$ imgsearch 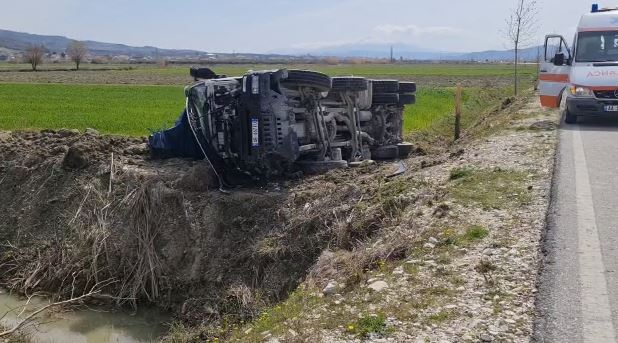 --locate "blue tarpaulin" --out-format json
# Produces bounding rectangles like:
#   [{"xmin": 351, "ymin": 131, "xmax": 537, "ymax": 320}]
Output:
[{"xmin": 148, "ymin": 110, "xmax": 204, "ymax": 159}]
